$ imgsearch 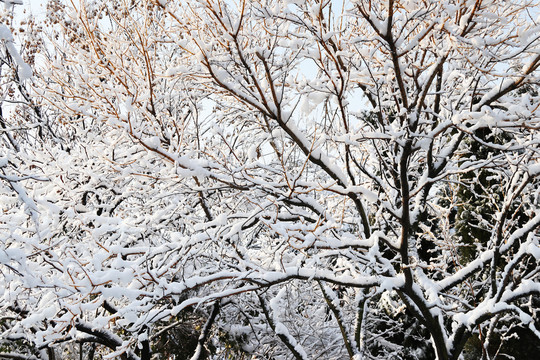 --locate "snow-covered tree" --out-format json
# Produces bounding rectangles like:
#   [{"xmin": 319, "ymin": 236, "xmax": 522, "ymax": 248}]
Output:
[
  {"xmin": 1, "ymin": 3, "xmax": 64, "ymax": 359},
  {"xmin": 2, "ymin": 1, "xmax": 540, "ymax": 359}
]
